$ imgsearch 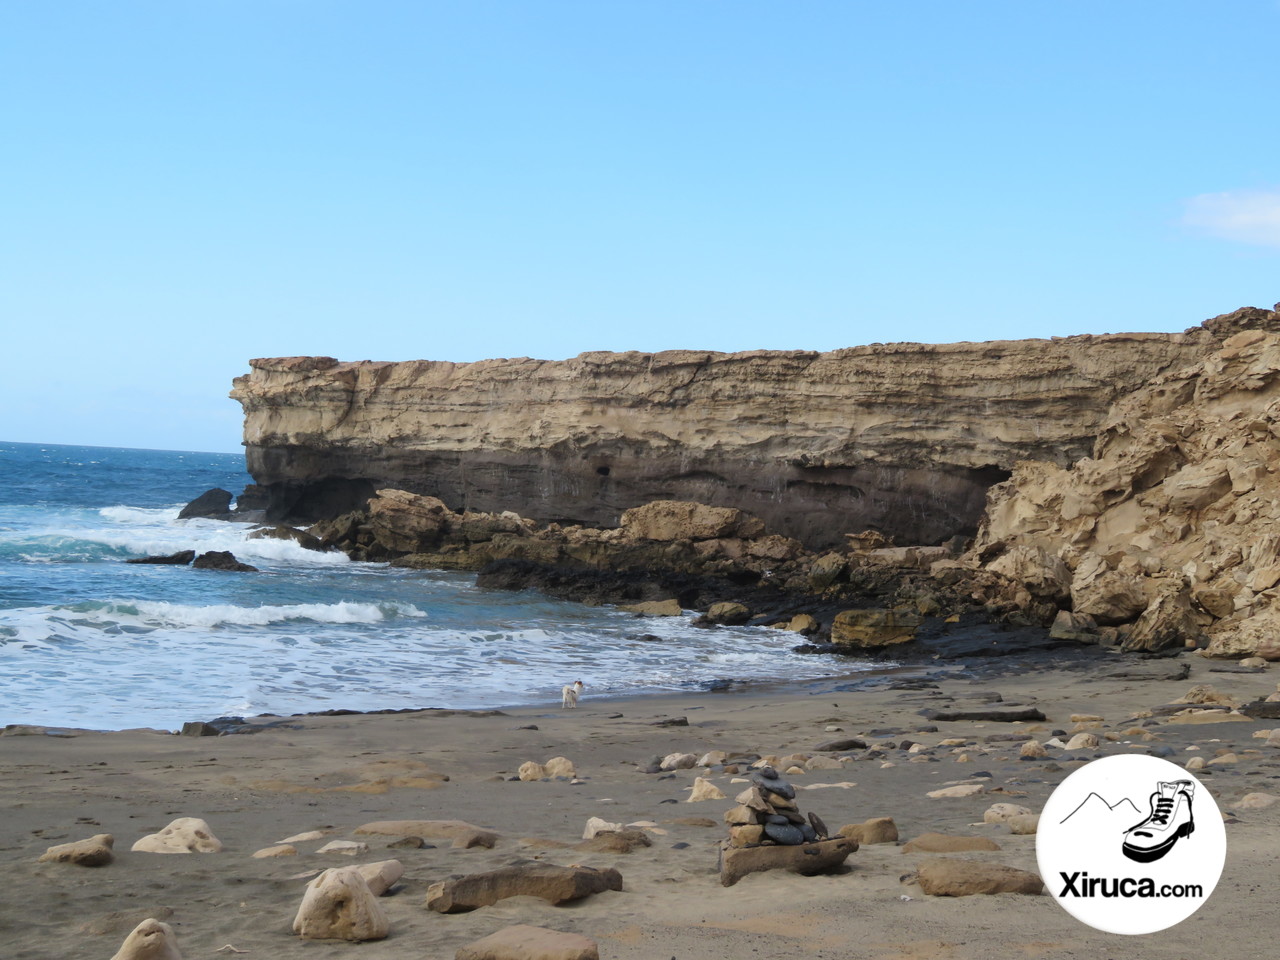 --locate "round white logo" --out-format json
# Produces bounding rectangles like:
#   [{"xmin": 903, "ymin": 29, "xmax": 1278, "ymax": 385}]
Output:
[{"xmin": 1036, "ymin": 754, "xmax": 1226, "ymax": 935}]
